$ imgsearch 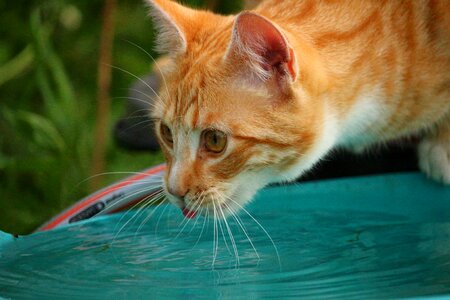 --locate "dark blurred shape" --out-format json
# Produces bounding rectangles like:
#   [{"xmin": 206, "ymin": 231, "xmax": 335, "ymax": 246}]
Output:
[
  {"xmin": 114, "ymin": 73, "xmax": 161, "ymax": 151},
  {"xmin": 300, "ymin": 141, "xmax": 419, "ymax": 182}
]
